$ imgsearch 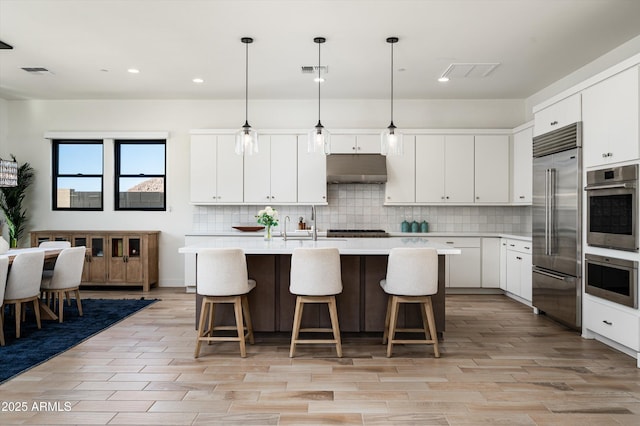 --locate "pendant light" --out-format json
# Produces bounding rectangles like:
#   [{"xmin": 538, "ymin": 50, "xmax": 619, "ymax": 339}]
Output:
[
  {"xmin": 381, "ymin": 36, "xmax": 403, "ymax": 156},
  {"xmin": 308, "ymin": 37, "xmax": 330, "ymax": 154},
  {"xmin": 235, "ymin": 37, "xmax": 258, "ymax": 156}
]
